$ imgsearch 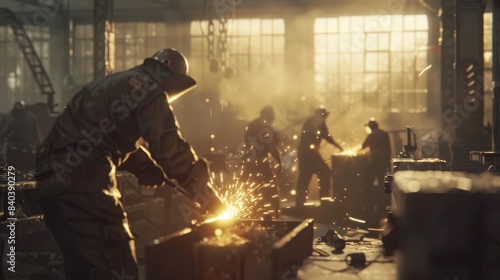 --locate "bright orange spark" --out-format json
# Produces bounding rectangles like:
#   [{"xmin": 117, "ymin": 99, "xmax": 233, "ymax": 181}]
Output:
[{"xmin": 210, "ymin": 169, "xmax": 269, "ymax": 220}]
